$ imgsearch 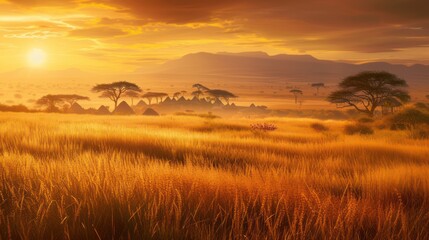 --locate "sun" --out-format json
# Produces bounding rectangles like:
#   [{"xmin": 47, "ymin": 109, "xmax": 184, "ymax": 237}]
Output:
[{"xmin": 27, "ymin": 48, "xmax": 47, "ymax": 67}]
